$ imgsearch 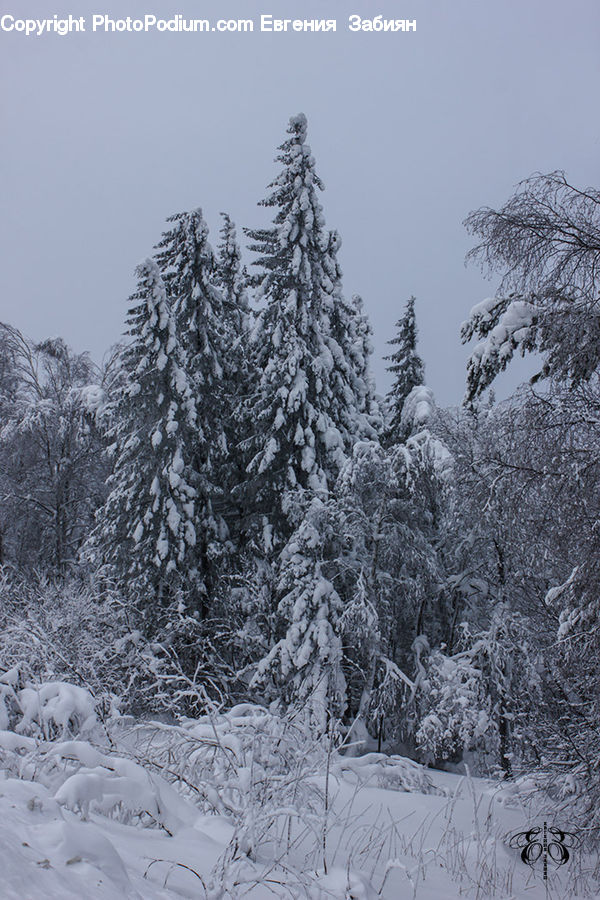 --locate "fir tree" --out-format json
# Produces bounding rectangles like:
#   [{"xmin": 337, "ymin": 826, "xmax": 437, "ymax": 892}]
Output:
[
  {"xmin": 214, "ymin": 213, "xmax": 254, "ymax": 545},
  {"xmin": 346, "ymin": 292, "xmax": 382, "ymax": 439},
  {"xmin": 324, "ymin": 229, "xmax": 381, "ymax": 442},
  {"xmin": 385, "ymin": 295, "xmax": 425, "ymax": 444},
  {"xmin": 154, "ymin": 207, "xmax": 225, "ymax": 395},
  {"xmin": 154, "ymin": 208, "xmax": 229, "ymax": 615},
  {"xmin": 215, "ymin": 212, "xmax": 249, "ymax": 327},
  {"xmin": 91, "ymin": 259, "xmax": 197, "ymax": 606},
  {"xmin": 251, "ymin": 498, "xmax": 346, "ymax": 734},
  {"xmin": 214, "ymin": 211, "xmax": 251, "ymax": 427},
  {"xmin": 244, "ymin": 113, "xmax": 359, "ymax": 548}
]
